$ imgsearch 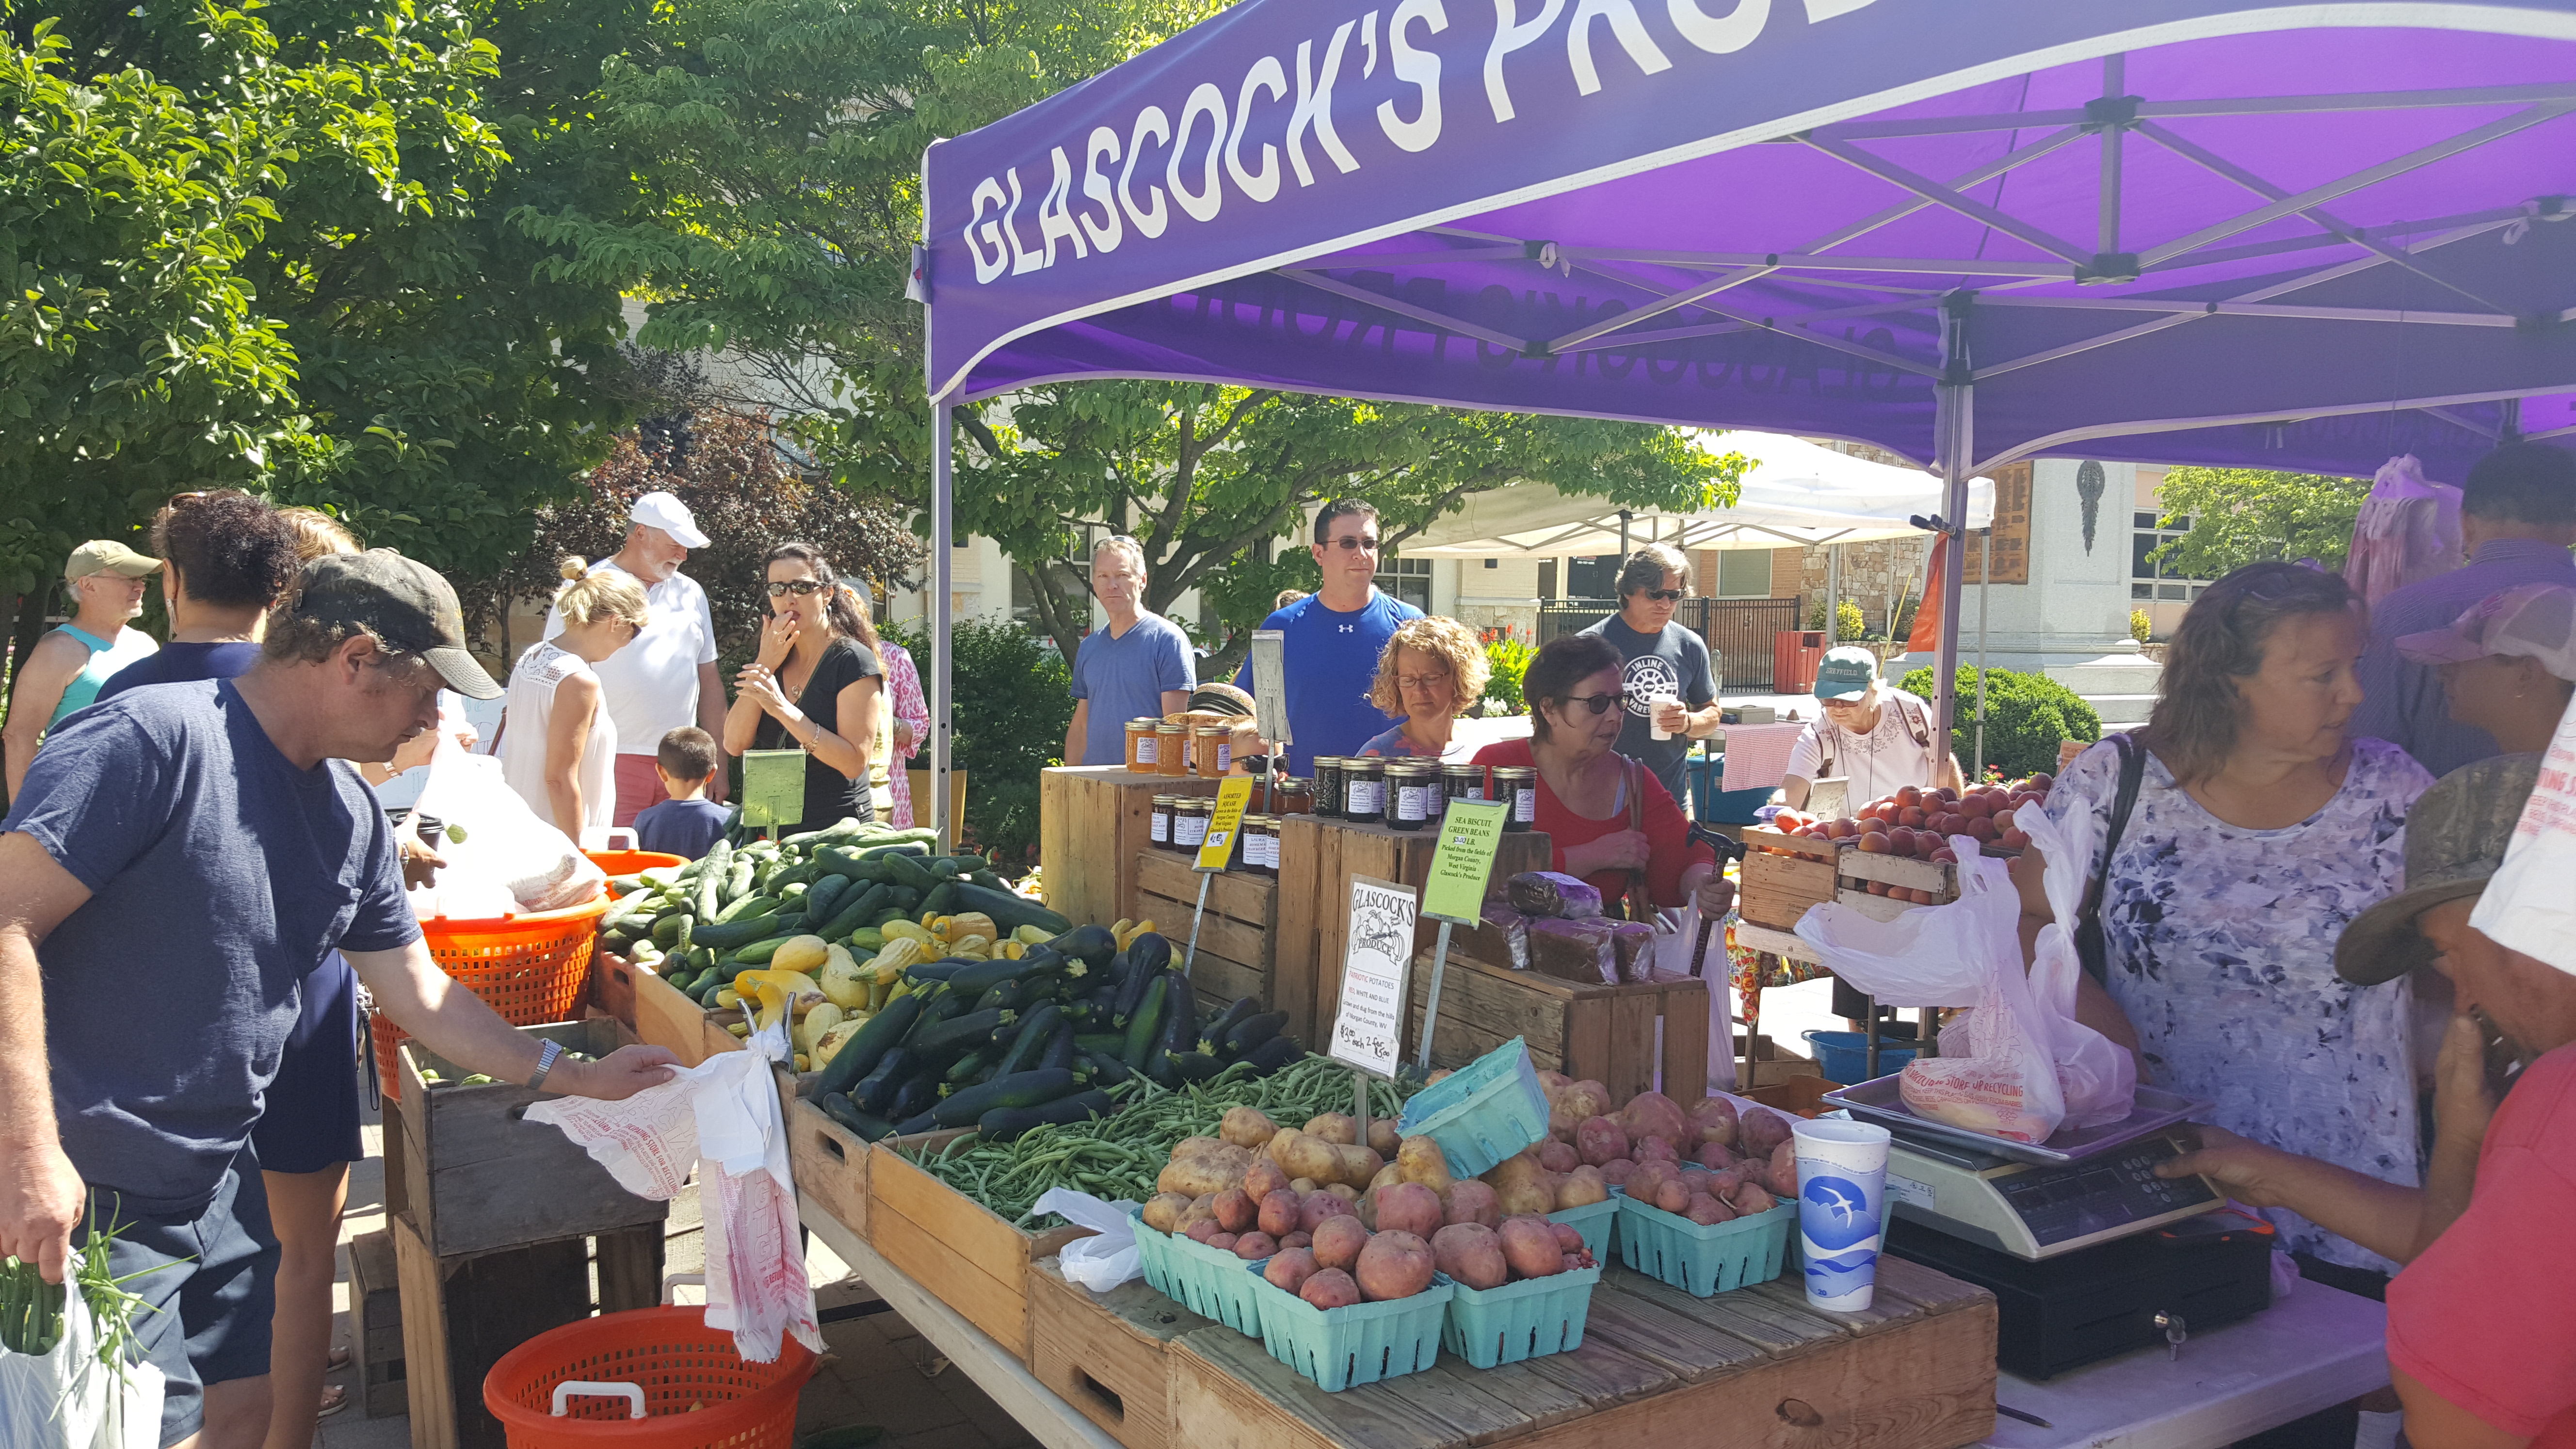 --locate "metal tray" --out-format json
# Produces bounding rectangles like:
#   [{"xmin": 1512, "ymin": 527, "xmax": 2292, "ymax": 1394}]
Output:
[{"xmin": 1819, "ymin": 1076, "xmax": 2213, "ymax": 1166}]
